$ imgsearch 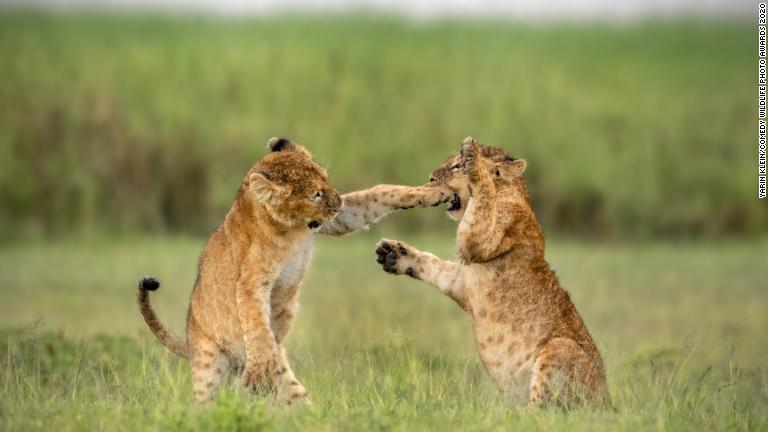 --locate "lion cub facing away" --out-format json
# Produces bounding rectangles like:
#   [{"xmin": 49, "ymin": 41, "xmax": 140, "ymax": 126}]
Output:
[
  {"xmin": 375, "ymin": 138, "xmax": 610, "ymax": 409},
  {"xmin": 138, "ymin": 137, "xmax": 451, "ymax": 405}
]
